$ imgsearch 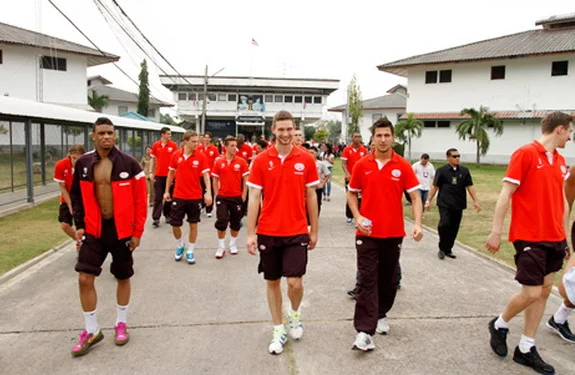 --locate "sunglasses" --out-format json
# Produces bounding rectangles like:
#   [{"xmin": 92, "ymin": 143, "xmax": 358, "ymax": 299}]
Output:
[{"xmin": 450, "ymin": 154, "xmax": 461, "ymax": 158}]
